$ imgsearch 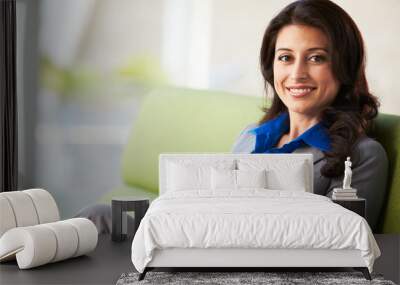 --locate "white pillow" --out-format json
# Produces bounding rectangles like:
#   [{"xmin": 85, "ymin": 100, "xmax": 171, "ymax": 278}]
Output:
[
  {"xmin": 211, "ymin": 168, "xmax": 267, "ymax": 190},
  {"xmin": 267, "ymin": 166, "xmax": 307, "ymax": 191},
  {"xmin": 166, "ymin": 160, "xmax": 236, "ymax": 192},
  {"xmin": 238, "ymin": 158, "xmax": 308, "ymax": 191},
  {"xmin": 167, "ymin": 163, "xmax": 210, "ymax": 191},
  {"xmin": 211, "ymin": 168, "xmax": 236, "ymax": 190},
  {"xmin": 236, "ymin": 169, "xmax": 267, "ymax": 188}
]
